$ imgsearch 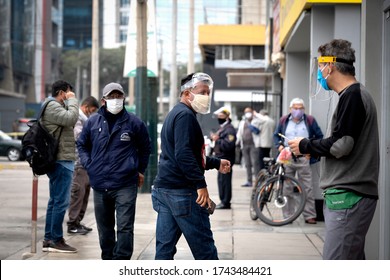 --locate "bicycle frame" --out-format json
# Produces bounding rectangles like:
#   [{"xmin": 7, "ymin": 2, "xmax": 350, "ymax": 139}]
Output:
[{"xmin": 252, "ymin": 157, "xmax": 307, "ymax": 226}]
